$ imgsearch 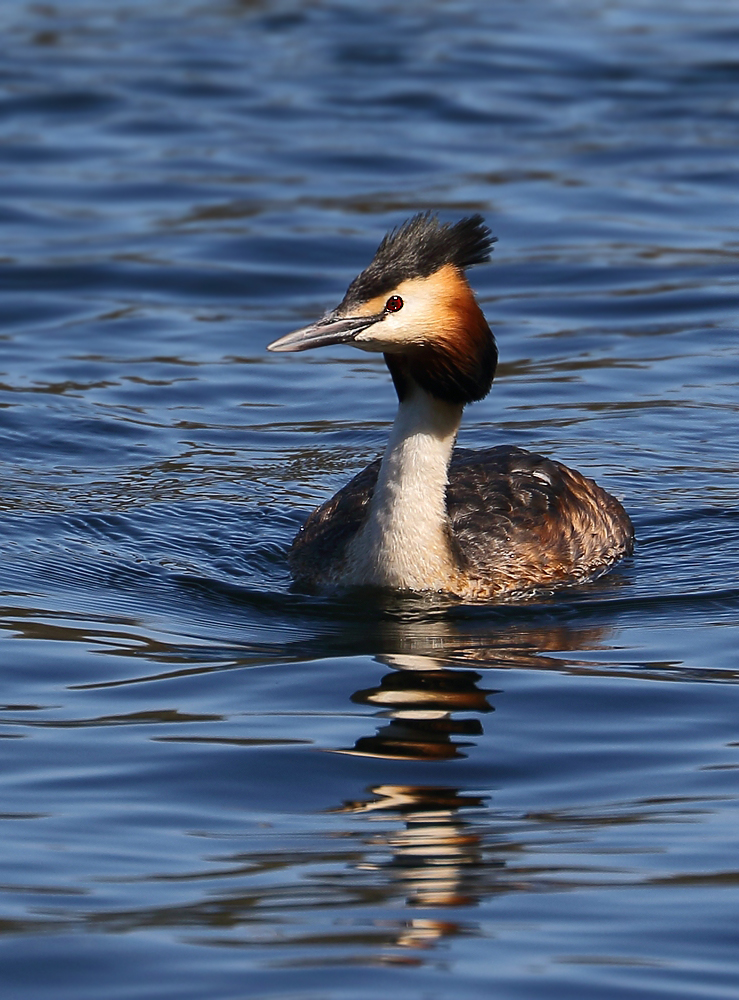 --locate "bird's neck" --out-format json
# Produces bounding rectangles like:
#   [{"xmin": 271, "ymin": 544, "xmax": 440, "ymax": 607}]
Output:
[{"xmin": 345, "ymin": 383, "xmax": 463, "ymax": 591}]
